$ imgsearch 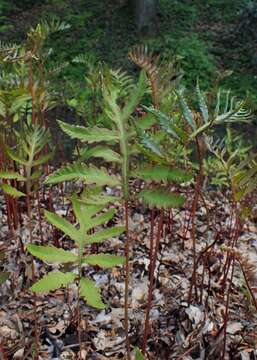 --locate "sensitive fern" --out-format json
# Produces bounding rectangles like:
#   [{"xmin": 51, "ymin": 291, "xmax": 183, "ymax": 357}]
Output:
[{"xmin": 28, "ymin": 195, "xmax": 125, "ymax": 309}]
